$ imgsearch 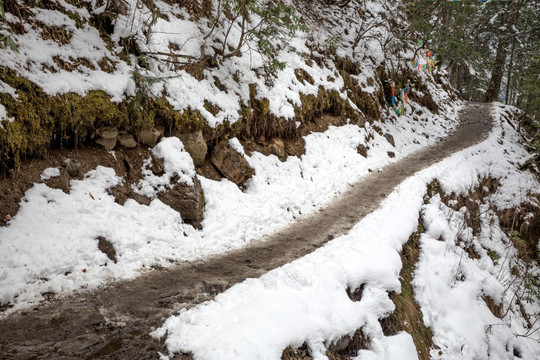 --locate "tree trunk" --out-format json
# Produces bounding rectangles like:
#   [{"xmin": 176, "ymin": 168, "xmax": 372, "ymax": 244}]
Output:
[
  {"xmin": 504, "ymin": 37, "xmax": 516, "ymax": 104},
  {"xmin": 484, "ymin": 0, "xmax": 523, "ymax": 103}
]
